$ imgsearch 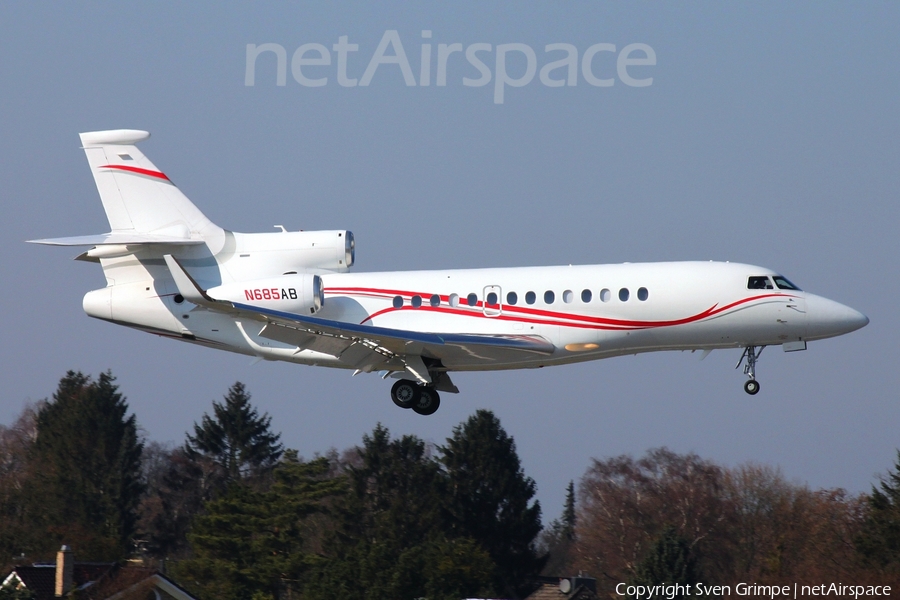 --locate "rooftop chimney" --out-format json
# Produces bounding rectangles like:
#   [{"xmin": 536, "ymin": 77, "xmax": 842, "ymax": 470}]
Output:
[{"xmin": 55, "ymin": 545, "xmax": 73, "ymax": 597}]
